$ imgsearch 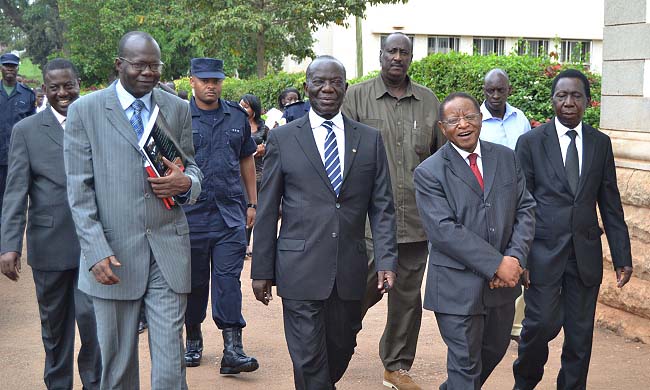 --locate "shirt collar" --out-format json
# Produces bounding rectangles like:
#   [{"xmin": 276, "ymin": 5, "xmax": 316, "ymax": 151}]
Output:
[
  {"xmin": 374, "ymin": 75, "xmax": 419, "ymax": 101},
  {"xmin": 450, "ymin": 140, "xmax": 482, "ymax": 161},
  {"xmin": 116, "ymin": 80, "xmax": 152, "ymax": 112},
  {"xmin": 309, "ymin": 109, "xmax": 344, "ymax": 131},
  {"xmin": 480, "ymin": 101, "xmax": 515, "ymax": 120},
  {"xmin": 554, "ymin": 117, "xmax": 583, "ymax": 139},
  {"xmin": 49, "ymin": 105, "xmax": 67, "ymax": 126}
]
